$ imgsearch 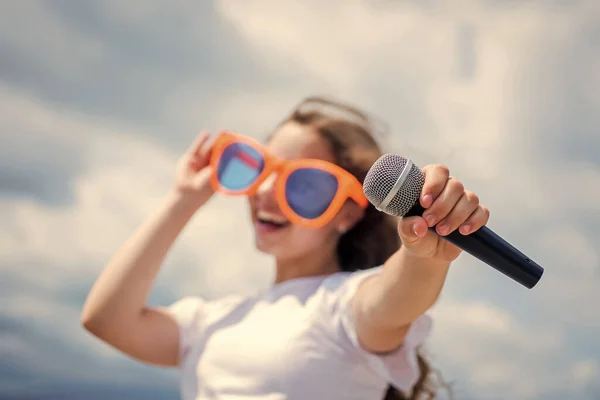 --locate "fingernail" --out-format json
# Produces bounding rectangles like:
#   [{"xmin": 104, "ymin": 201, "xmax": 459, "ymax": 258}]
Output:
[
  {"xmin": 437, "ymin": 223, "xmax": 448, "ymax": 235},
  {"xmin": 412, "ymin": 223, "xmax": 419, "ymax": 236},
  {"xmin": 425, "ymin": 214, "xmax": 436, "ymax": 226},
  {"xmin": 460, "ymin": 224, "xmax": 471, "ymax": 234},
  {"xmin": 423, "ymin": 194, "xmax": 433, "ymax": 207}
]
